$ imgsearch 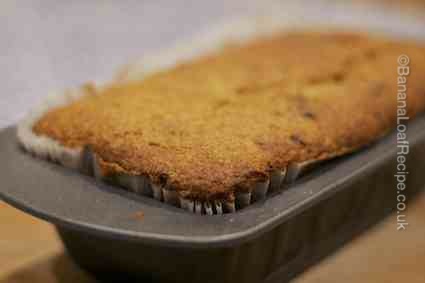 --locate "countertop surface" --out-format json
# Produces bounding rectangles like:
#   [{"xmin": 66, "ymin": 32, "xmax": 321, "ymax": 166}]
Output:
[{"xmin": 1, "ymin": 192, "xmax": 425, "ymax": 283}]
